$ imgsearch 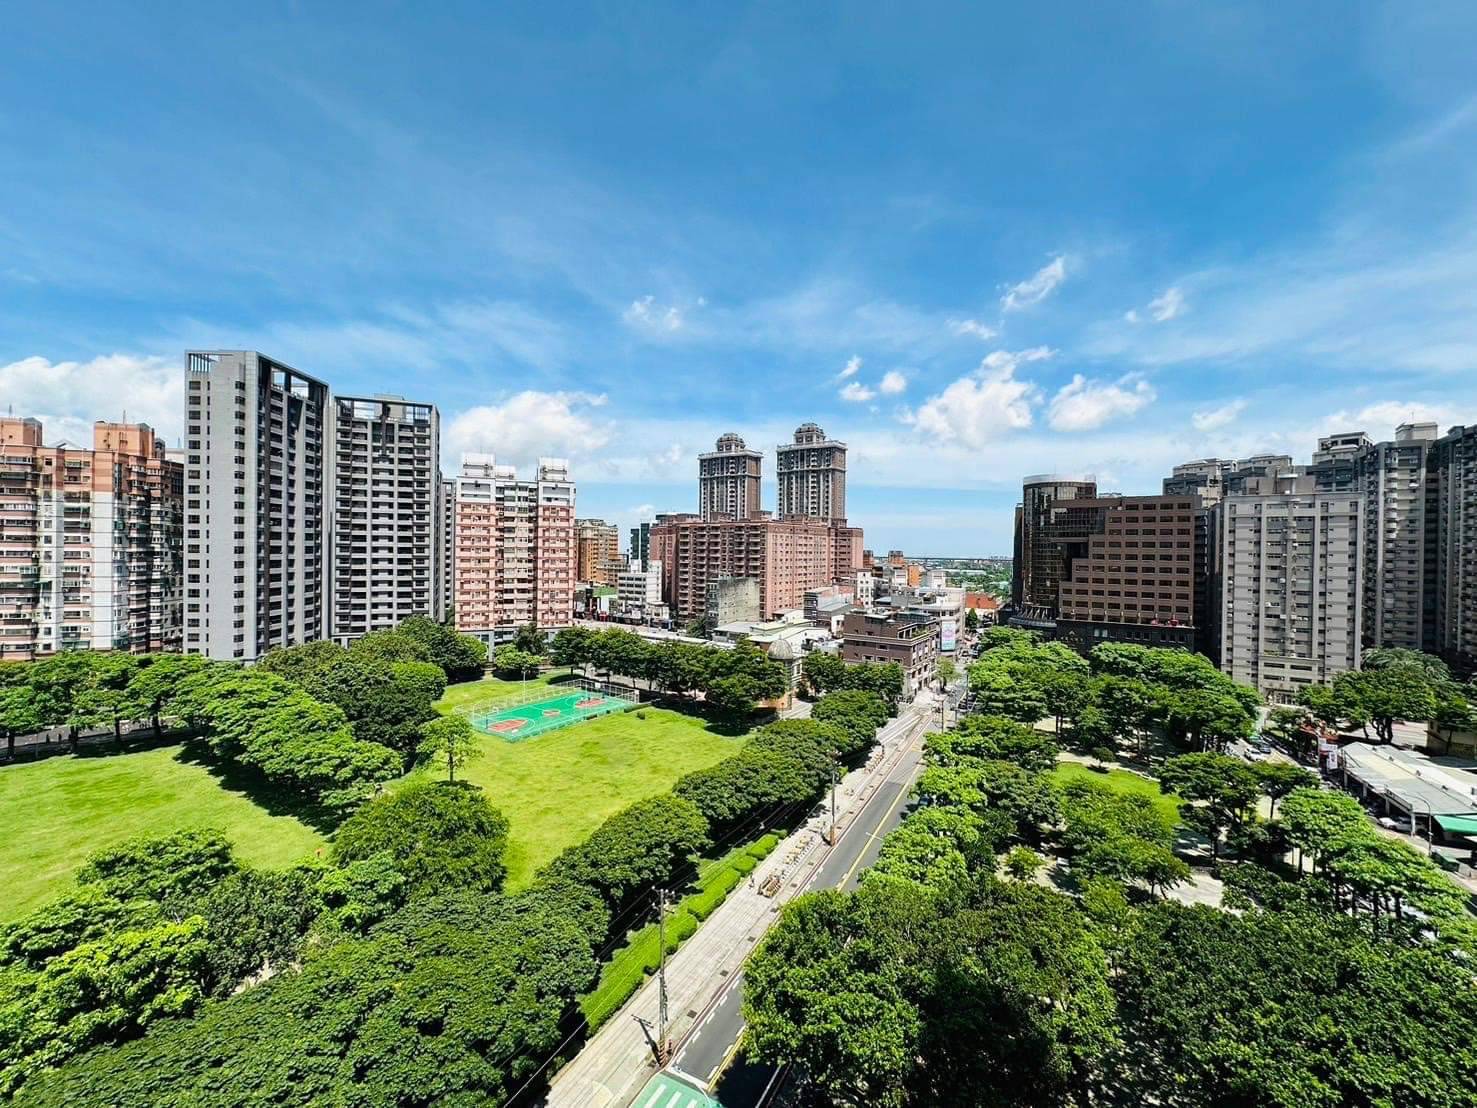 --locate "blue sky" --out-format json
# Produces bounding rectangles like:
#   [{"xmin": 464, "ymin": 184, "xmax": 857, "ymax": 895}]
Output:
[{"xmin": 4, "ymin": 2, "xmax": 1477, "ymax": 555}]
